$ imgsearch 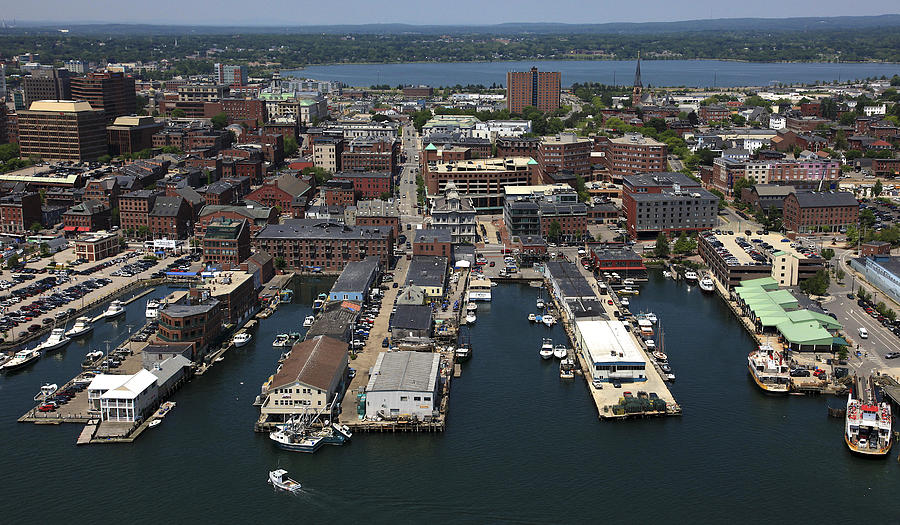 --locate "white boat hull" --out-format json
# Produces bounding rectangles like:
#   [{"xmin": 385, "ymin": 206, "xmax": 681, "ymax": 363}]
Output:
[{"xmin": 65, "ymin": 326, "xmax": 93, "ymax": 338}]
